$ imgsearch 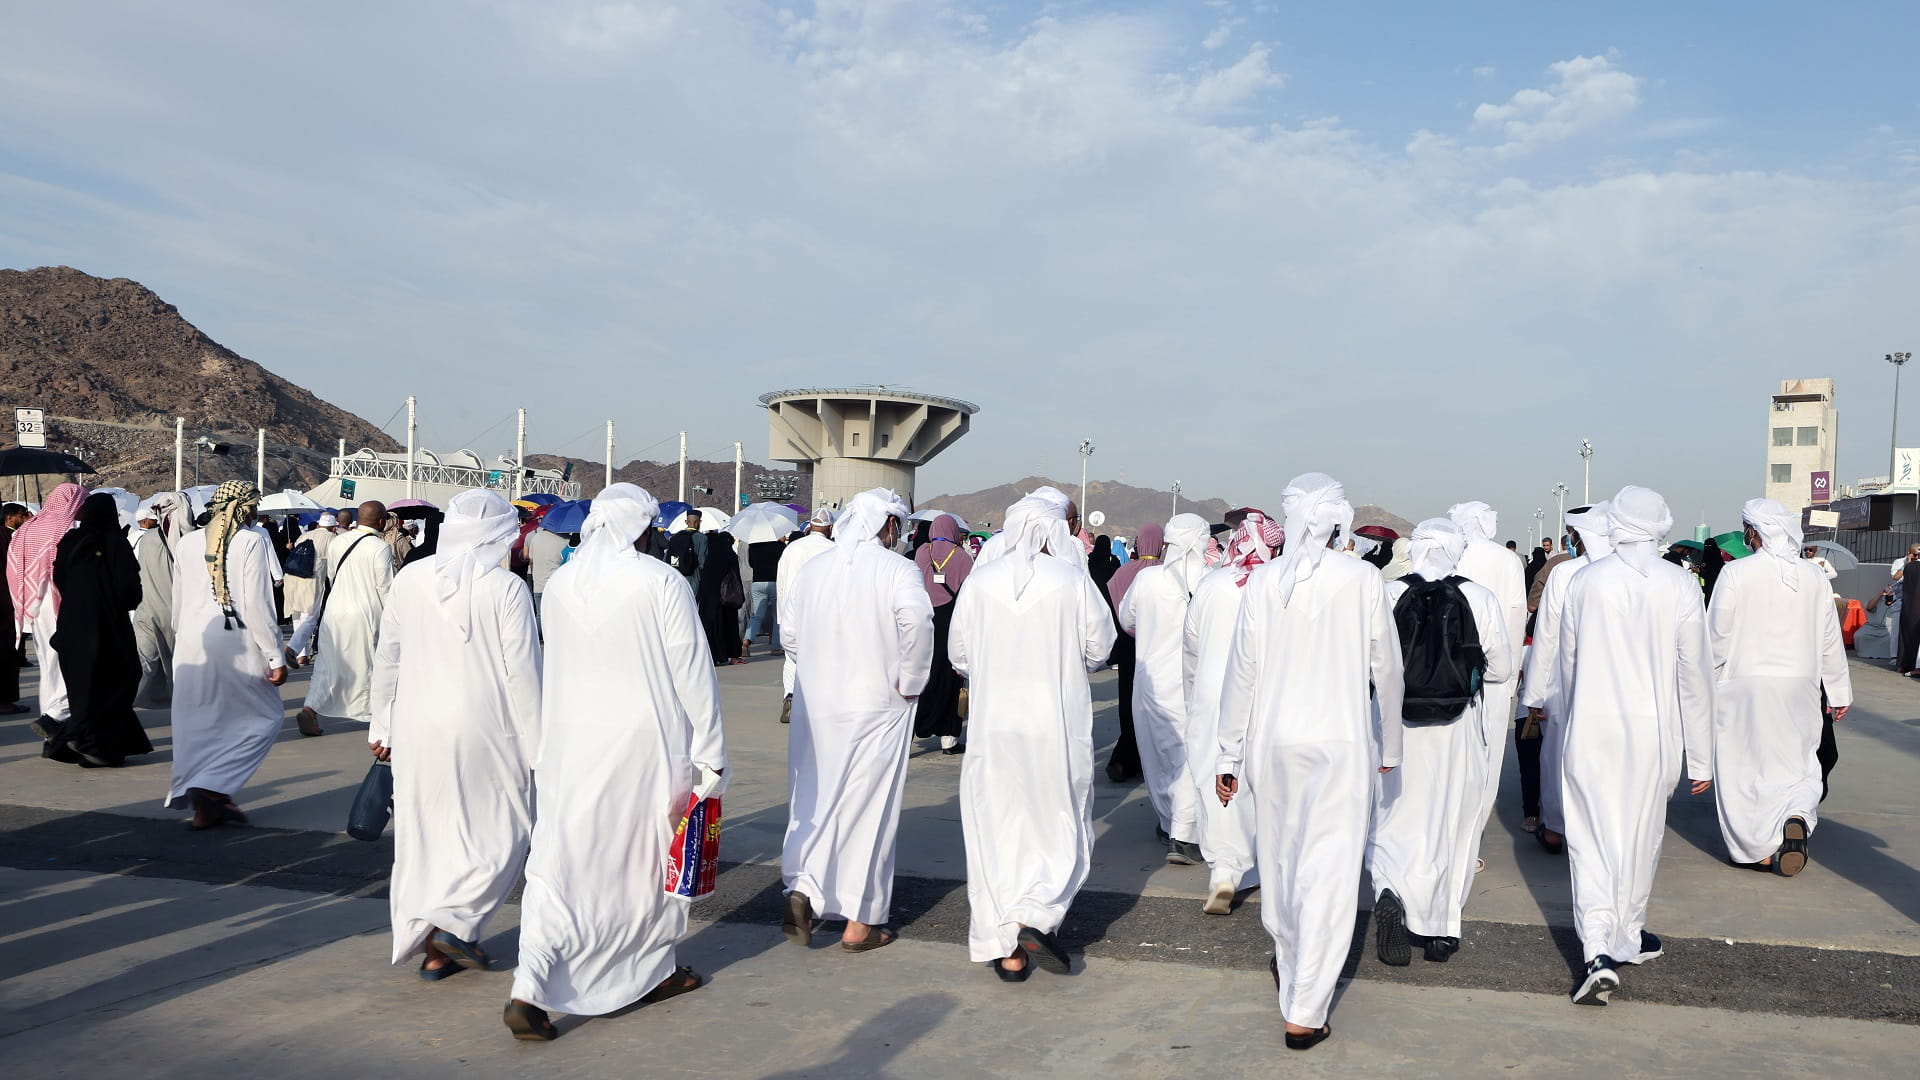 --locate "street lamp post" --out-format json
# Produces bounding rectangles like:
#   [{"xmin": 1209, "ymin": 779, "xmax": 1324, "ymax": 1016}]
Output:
[
  {"xmin": 1890, "ymin": 353, "xmax": 1912, "ymax": 486},
  {"xmin": 1534, "ymin": 508, "xmax": 1545, "ymax": 550},
  {"xmin": 1579, "ymin": 438, "xmax": 1594, "ymax": 503},
  {"xmin": 1171, "ymin": 480, "xmax": 1181, "ymax": 519},
  {"xmin": 1078, "ymin": 439, "xmax": 1094, "ymax": 521},
  {"xmin": 1551, "ymin": 482, "xmax": 1569, "ymax": 546}
]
